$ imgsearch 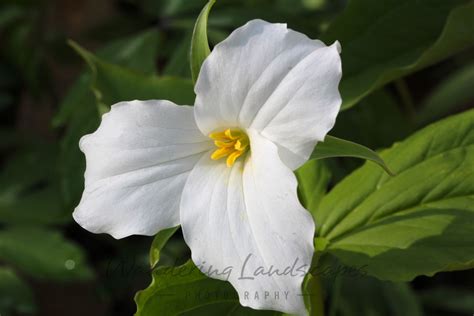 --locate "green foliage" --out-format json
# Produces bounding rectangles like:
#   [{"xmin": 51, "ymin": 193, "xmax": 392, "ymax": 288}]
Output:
[
  {"xmin": 0, "ymin": 227, "xmax": 93, "ymax": 281},
  {"xmin": 135, "ymin": 260, "xmax": 276, "ymax": 316},
  {"xmin": 56, "ymin": 31, "xmax": 195, "ymax": 208},
  {"xmin": 2, "ymin": 0, "xmax": 474, "ymax": 314},
  {"xmin": 311, "ymin": 136, "xmax": 393, "ymax": 176},
  {"xmin": 69, "ymin": 41, "xmax": 195, "ymax": 111},
  {"xmin": 149, "ymin": 226, "xmax": 179, "ymax": 269},
  {"xmin": 314, "ymin": 110, "xmax": 474, "ymax": 281},
  {"xmin": 322, "ymin": 0, "xmax": 474, "ymax": 110},
  {"xmin": 190, "ymin": 0, "xmax": 216, "ymax": 83},
  {"xmin": 420, "ymin": 286, "xmax": 474, "ymax": 313},
  {"xmin": 296, "ymin": 160, "xmax": 331, "ymax": 220},
  {"xmin": 0, "ymin": 145, "xmax": 68, "ymax": 225},
  {"xmin": 417, "ymin": 61, "xmax": 474, "ymax": 126},
  {"xmin": 335, "ymin": 276, "xmax": 423, "ymax": 316},
  {"xmin": 0, "ymin": 267, "xmax": 36, "ymax": 315},
  {"xmin": 301, "ymin": 274, "xmax": 325, "ymax": 316},
  {"xmin": 332, "ymin": 90, "xmax": 411, "ymax": 151}
]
